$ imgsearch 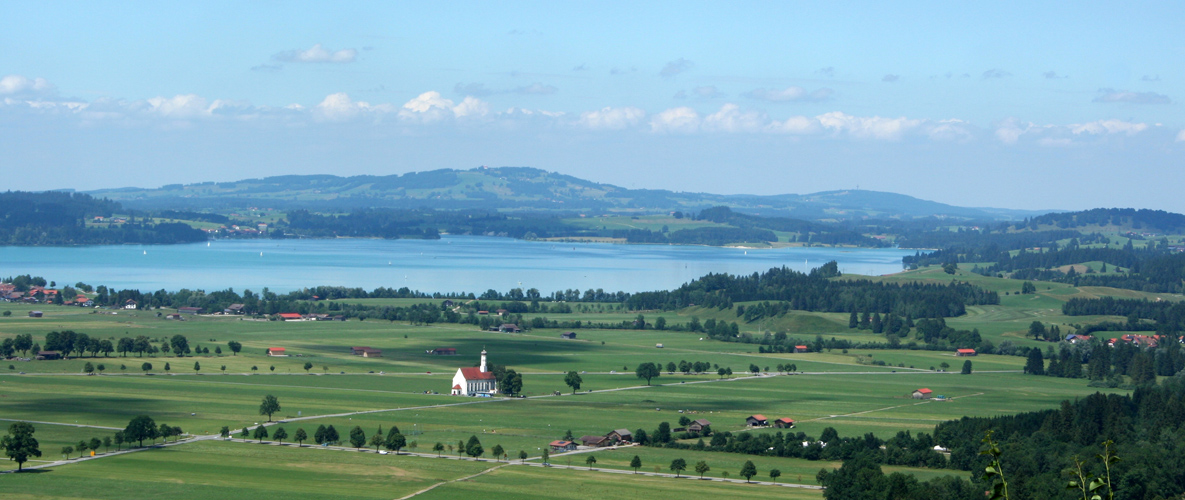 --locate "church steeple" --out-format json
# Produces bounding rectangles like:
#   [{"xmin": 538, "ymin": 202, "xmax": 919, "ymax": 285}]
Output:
[{"xmin": 480, "ymin": 349, "xmax": 488, "ymax": 372}]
